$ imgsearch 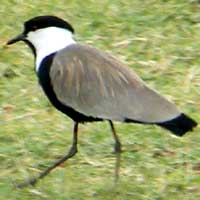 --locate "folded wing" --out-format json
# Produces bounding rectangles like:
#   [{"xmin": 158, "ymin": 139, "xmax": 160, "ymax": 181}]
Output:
[{"xmin": 50, "ymin": 44, "xmax": 180, "ymax": 123}]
